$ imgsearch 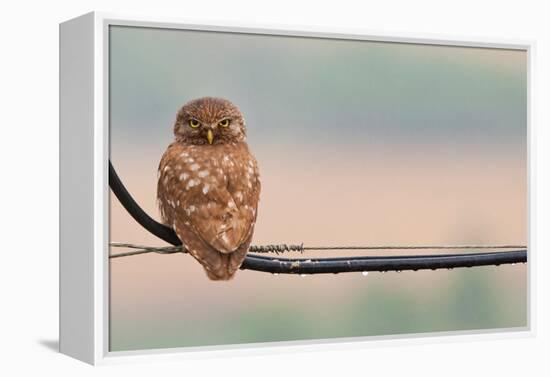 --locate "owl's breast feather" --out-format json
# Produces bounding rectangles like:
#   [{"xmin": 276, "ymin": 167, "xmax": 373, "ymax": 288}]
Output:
[{"xmin": 157, "ymin": 141, "xmax": 260, "ymax": 256}]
